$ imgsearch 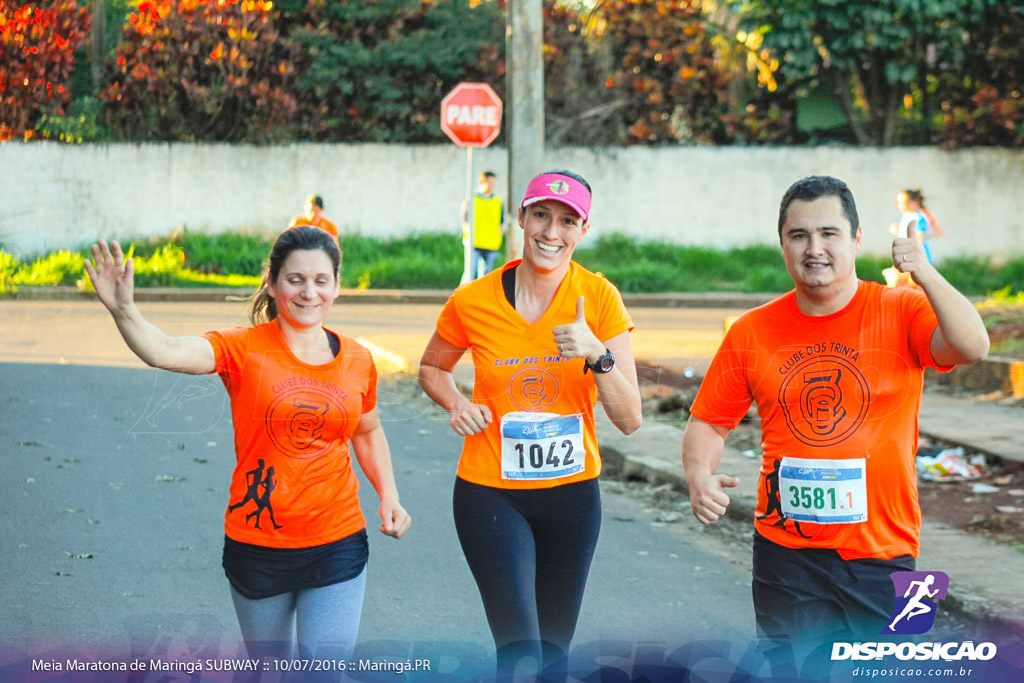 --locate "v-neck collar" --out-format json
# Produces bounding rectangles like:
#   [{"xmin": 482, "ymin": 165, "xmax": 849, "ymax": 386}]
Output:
[
  {"xmin": 268, "ymin": 319, "xmax": 340, "ymax": 369},
  {"xmin": 492, "ymin": 260, "xmax": 574, "ymax": 337}
]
